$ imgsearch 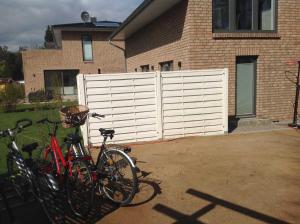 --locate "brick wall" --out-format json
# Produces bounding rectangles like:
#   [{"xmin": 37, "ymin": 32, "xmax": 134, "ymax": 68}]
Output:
[
  {"xmin": 22, "ymin": 31, "xmax": 125, "ymax": 96},
  {"xmin": 187, "ymin": 0, "xmax": 300, "ymax": 119},
  {"xmin": 126, "ymin": 0, "xmax": 191, "ymax": 72},
  {"xmin": 125, "ymin": 0, "xmax": 300, "ymax": 120}
]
